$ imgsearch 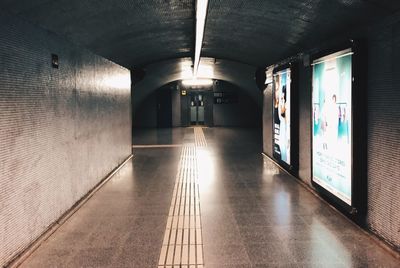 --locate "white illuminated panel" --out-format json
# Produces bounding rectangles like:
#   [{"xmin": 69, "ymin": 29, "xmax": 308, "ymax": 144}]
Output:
[
  {"xmin": 312, "ymin": 48, "xmax": 353, "ymax": 205},
  {"xmin": 194, "ymin": 0, "xmax": 209, "ymax": 77},
  {"xmin": 182, "ymin": 78, "xmax": 213, "ymax": 87}
]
